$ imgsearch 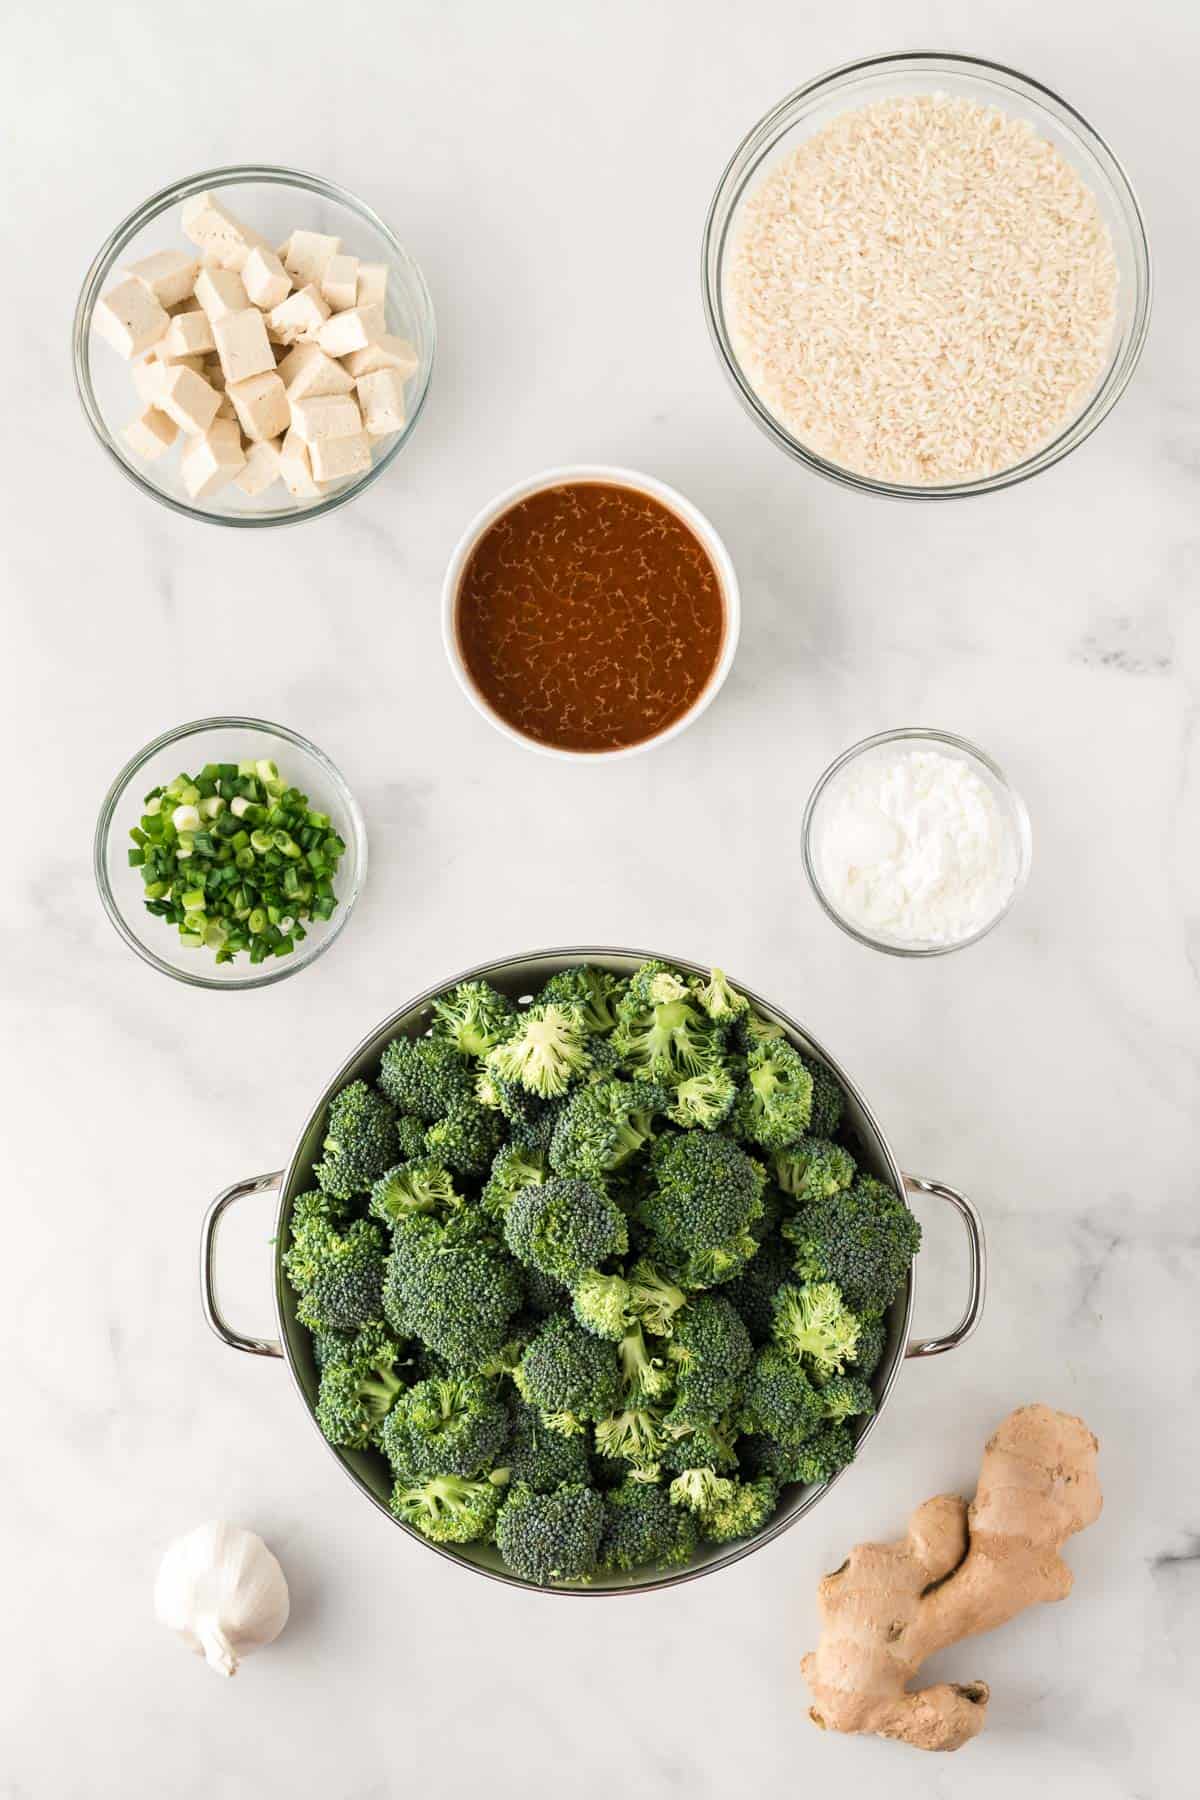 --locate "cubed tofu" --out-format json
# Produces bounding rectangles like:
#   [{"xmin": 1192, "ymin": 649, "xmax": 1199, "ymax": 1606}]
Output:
[
  {"xmin": 316, "ymin": 303, "xmax": 385, "ymax": 359},
  {"xmin": 320, "ymin": 253, "xmax": 359, "ymax": 312},
  {"xmin": 289, "ymin": 393, "xmax": 362, "ymax": 445},
  {"xmin": 309, "ymin": 430, "xmax": 372, "ymax": 484},
  {"xmin": 132, "ymin": 357, "xmax": 167, "ymax": 405},
  {"xmin": 278, "ymin": 427, "xmax": 321, "ymax": 497},
  {"xmin": 283, "ymin": 228, "xmax": 341, "ymax": 287},
  {"xmin": 94, "ymin": 276, "xmax": 169, "ymax": 358},
  {"xmin": 123, "ymin": 249, "xmax": 199, "ymax": 309},
  {"xmin": 122, "ymin": 406, "xmax": 178, "ymax": 461},
  {"xmin": 156, "ymin": 364, "xmax": 222, "ymax": 435},
  {"xmin": 181, "ymin": 192, "xmax": 271, "ymax": 272},
  {"xmin": 181, "ymin": 418, "xmax": 246, "ymax": 498},
  {"xmin": 276, "ymin": 341, "xmax": 354, "ymax": 399},
  {"xmin": 212, "ymin": 308, "xmax": 275, "ymax": 384},
  {"xmin": 356, "ymin": 261, "xmax": 388, "ymax": 308},
  {"xmin": 341, "ymin": 334, "xmax": 419, "ymax": 380},
  {"xmin": 235, "ymin": 436, "xmax": 283, "ymax": 497},
  {"xmin": 267, "ymin": 285, "xmax": 330, "ymax": 346},
  {"xmin": 194, "ymin": 265, "xmax": 250, "ymax": 321},
  {"xmin": 242, "ymin": 245, "xmax": 292, "ymax": 310},
  {"xmin": 356, "ymin": 367, "xmax": 407, "ymax": 437},
  {"xmin": 159, "ymin": 310, "xmax": 216, "ymax": 360},
  {"xmin": 228, "ymin": 369, "xmax": 290, "ymax": 442}
]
